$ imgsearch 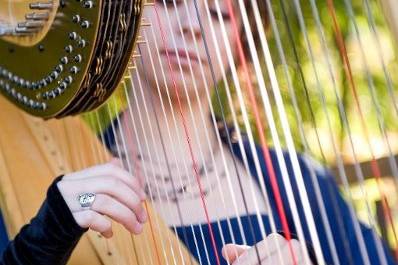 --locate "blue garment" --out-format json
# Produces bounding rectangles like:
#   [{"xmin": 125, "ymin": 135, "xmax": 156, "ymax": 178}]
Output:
[
  {"xmin": 0, "ymin": 213, "xmax": 8, "ymax": 256},
  {"xmin": 173, "ymin": 141, "xmax": 396, "ymax": 265},
  {"xmin": 102, "ymin": 119, "xmax": 396, "ymax": 265}
]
